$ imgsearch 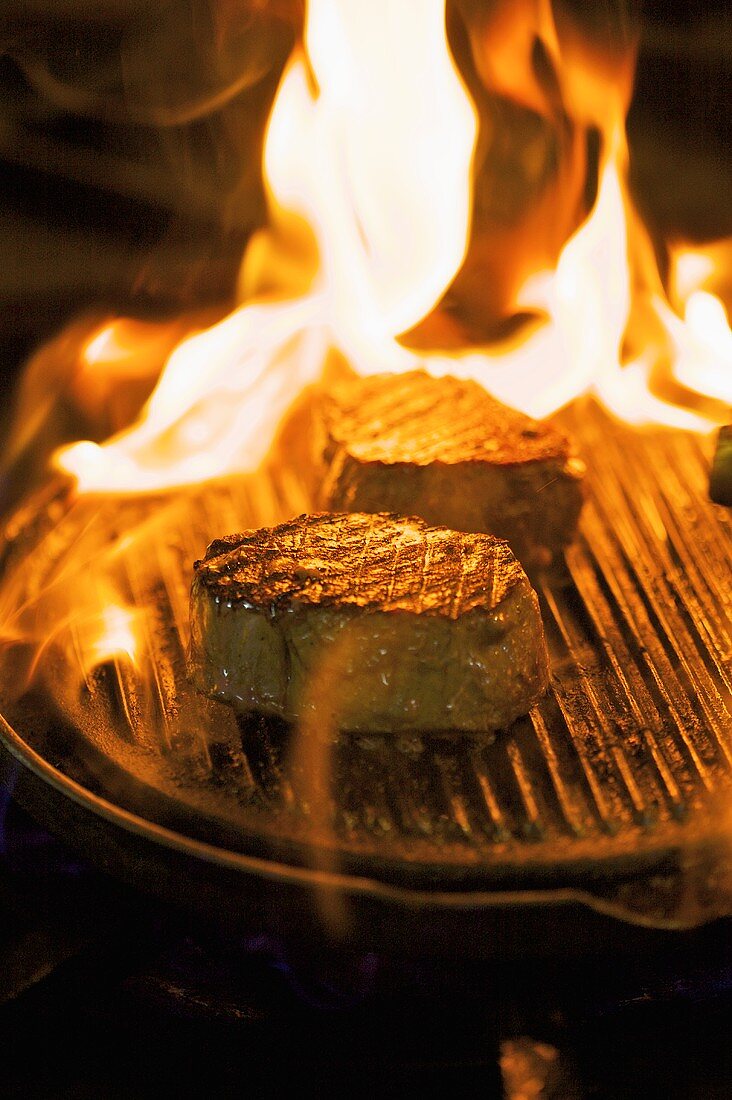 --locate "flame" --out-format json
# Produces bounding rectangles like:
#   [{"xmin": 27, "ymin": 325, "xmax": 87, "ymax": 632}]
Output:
[
  {"xmin": 58, "ymin": 0, "xmax": 477, "ymax": 492},
  {"xmin": 83, "ymin": 604, "xmax": 139, "ymax": 670},
  {"xmin": 673, "ymin": 250, "xmax": 717, "ymax": 304},
  {"xmin": 51, "ymin": 0, "xmax": 732, "ymax": 497},
  {"xmin": 667, "ymin": 245, "xmax": 732, "ymax": 408},
  {"xmin": 1, "ymin": 564, "xmax": 140, "ymax": 697},
  {"xmin": 73, "ymin": 317, "xmax": 199, "ymax": 427}
]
